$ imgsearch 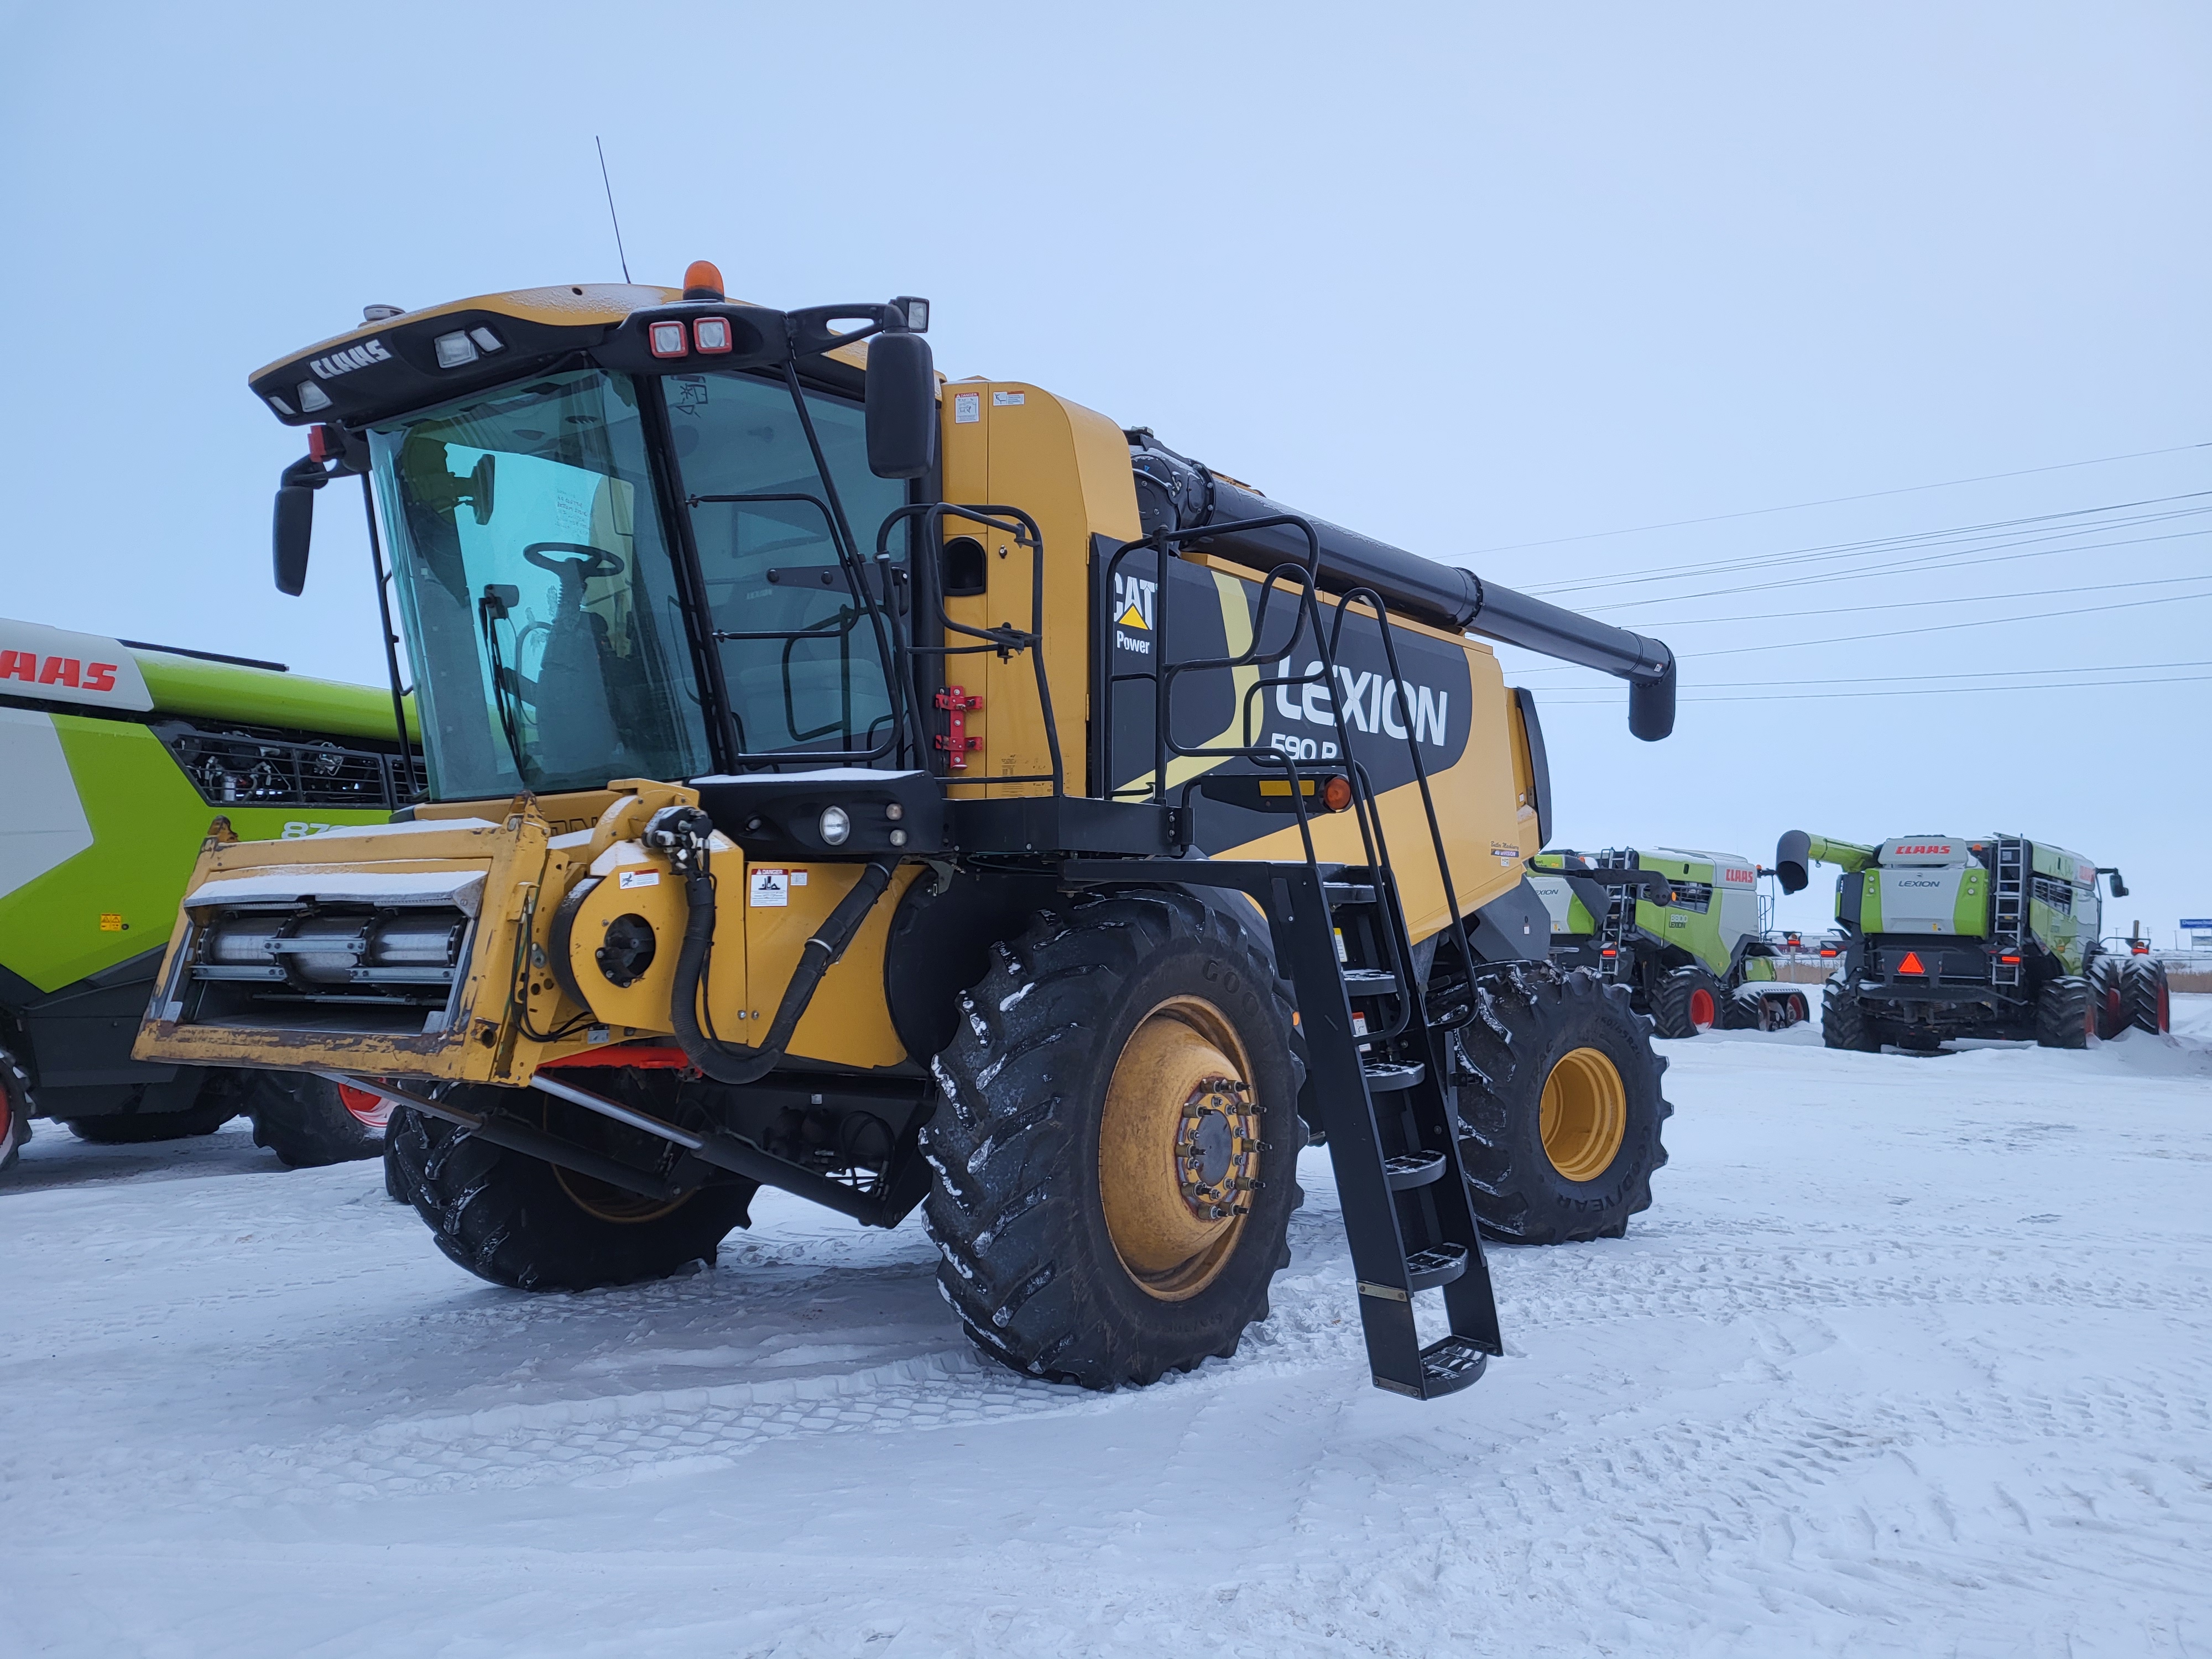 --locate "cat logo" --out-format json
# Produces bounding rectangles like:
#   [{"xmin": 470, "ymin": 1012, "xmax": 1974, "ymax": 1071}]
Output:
[{"xmin": 1112, "ymin": 572, "xmax": 1157, "ymax": 656}]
